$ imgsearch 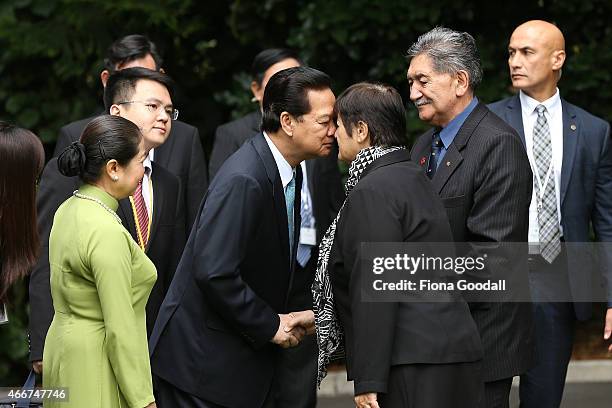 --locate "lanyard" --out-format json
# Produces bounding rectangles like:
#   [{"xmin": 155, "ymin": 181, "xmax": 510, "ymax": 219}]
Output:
[{"xmin": 530, "ymin": 125, "xmax": 555, "ymax": 212}]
